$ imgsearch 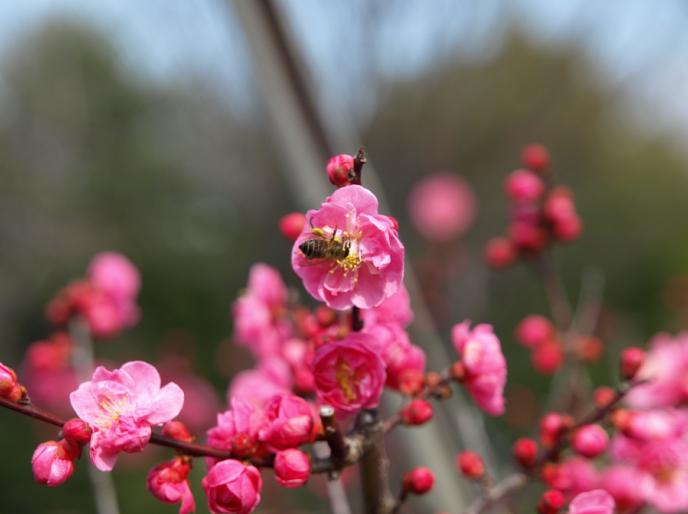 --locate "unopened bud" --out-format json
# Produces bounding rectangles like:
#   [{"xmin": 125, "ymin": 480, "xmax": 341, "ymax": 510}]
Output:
[
  {"xmin": 278, "ymin": 212, "xmax": 306, "ymax": 241},
  {"xmin": 0, "ymin": 362, "xmax": 18, "ymax": 396},
  {"xmin": 456, "ymin": 451, "xmax": 485, "ymax": 479},
  {"xmin": 450, "ymin": 361, "xmax": 465, "ymax": 382},
  {"xmin": 162, "ymin": 420, "xmax": 193, "ymax": 443},
  {"xmin": 513, "ymin": 438, "xmax": 538, "ymax": 468},
  {"xmin": 62, "ymin": 418, "xmax": 92, "ymax": 446},
  {"xmin": 537, "ymin": 489, "xmax": 565, "ymax": 514},
  {"xmin": 571, "ymin": 424, "xmax": 608, "ymax": 458},
  {"xmin": 593, "ymin": 387, "xmax": 615, "ymax": 409},
  {"xmin": 504, "ymin": 169, "xmax": 545, "ymax": 202},
  {"xmin": 484, "ymin": 237, "xmax": 517, "ymax": 269},
  {"xmin": 620, "ymin": 347, "xmax": 645, "ymax": 380},
  {"xmin": 540, "ymin": 413, "xmax": 570, "ymax": 448},
  {"xmin": 326, "ymin": 154, "xmax": 354, "ymax": 187},
  {"xmin": 400, "ymin": 399, "xmax": 433, "ymax": 426},
  {"xmin": 402, "ymin": 467, "xmax": 435, "ymax": 495},
  {"xmin": 521, "ymin": 144, "xmax": 550, "ymax": 174}
]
